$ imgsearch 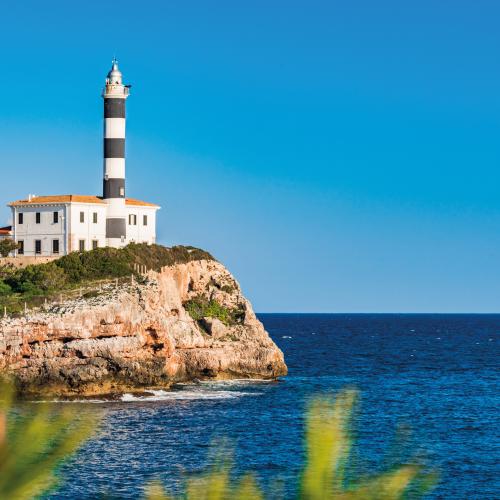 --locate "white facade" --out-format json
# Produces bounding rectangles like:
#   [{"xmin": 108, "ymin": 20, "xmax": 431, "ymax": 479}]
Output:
[
  {"xmin": 9, "ymin": 197, "xmax": 158, "ymax": 257},
  {"xmin": 125, "ymin": 205, "xmax": 157, "ymax": 245}
]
